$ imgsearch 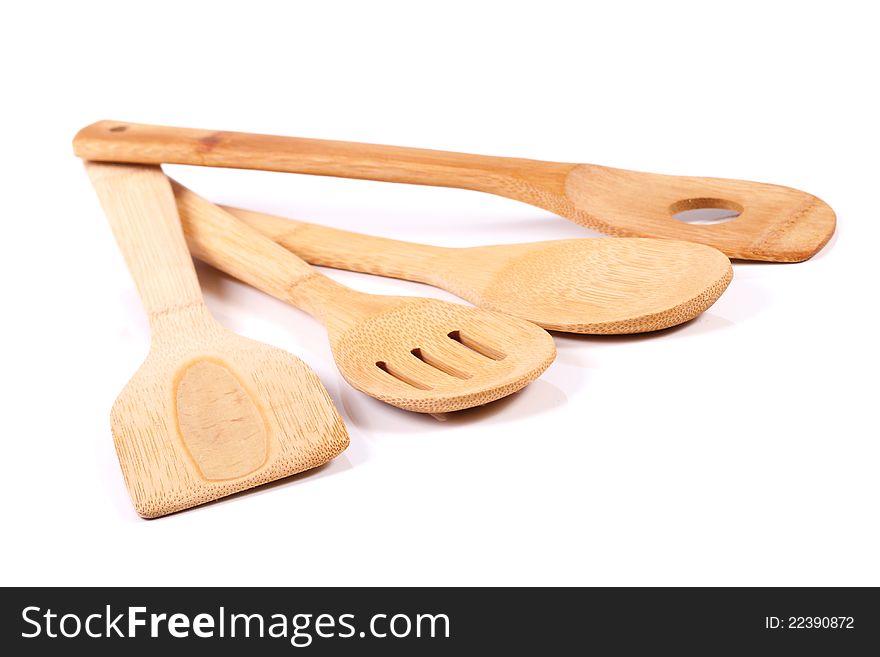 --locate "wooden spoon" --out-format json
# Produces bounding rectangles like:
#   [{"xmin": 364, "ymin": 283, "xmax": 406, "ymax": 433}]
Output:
[
  {"xmin": 222, "ymin": 206, "xmax": 732, "ymax": 334},
  {"xmin": 170, "ymin": 181, "xmax": 557, "ymax": 414},
  {"xmin": 73, "ymin": 120, "xmax": 836, "ymax": 262},
  {"xmin": 84, "ymin": 162, "xmax": 349, "ymax": 518}
]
